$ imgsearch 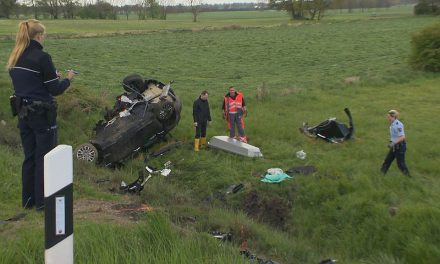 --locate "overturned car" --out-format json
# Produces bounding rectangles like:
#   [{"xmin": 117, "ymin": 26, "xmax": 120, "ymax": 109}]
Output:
[
  {"xmin": 300, "ymin": 108, "xmax": 354, "ymax": 143},
  {"xmin": 75, "ymin": 74, "xmax": 182, "ymax": 166}
]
